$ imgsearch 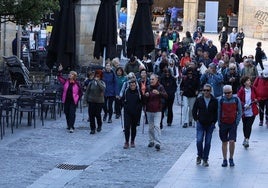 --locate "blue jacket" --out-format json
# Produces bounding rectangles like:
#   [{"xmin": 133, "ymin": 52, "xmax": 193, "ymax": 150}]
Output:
[
  {"xmin": 103, "ymin": 70, "xmax": 118, "ymax": 97},
  {"xmin": 200, "ymin": 72, "xmax": 223, "ymax": 98}
]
